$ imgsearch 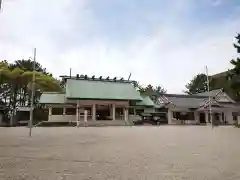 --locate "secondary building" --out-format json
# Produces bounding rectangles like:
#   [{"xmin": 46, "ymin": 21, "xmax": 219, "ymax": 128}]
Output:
[
  {"xmin": 156, "ymin": 89, "xmax": 240, "ymax": 125},
  {"xmin": 39, "ymin": 75, "xmax": 240, "ymax": 126}
]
